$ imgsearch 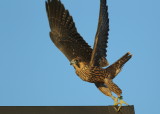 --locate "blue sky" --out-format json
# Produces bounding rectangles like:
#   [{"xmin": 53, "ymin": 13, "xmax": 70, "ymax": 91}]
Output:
[{"xmin": 0, "ymin": 0, "xmax": 160, "ymax": 114}]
